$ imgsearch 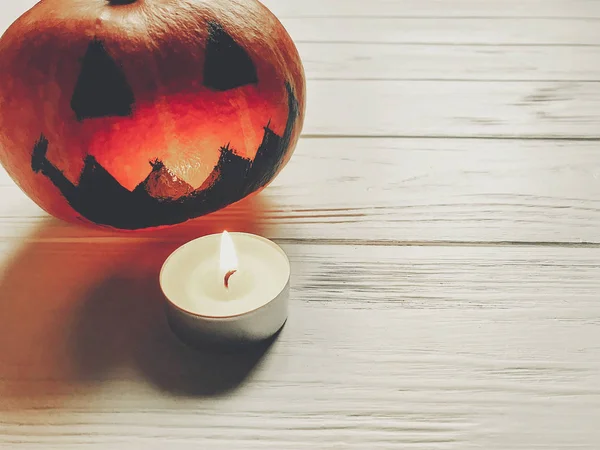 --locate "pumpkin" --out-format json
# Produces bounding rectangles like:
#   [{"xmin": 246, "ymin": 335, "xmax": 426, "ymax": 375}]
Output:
[{"xmin": 0, "ymin": 0, "xmax": 305, "ymax": 230}]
